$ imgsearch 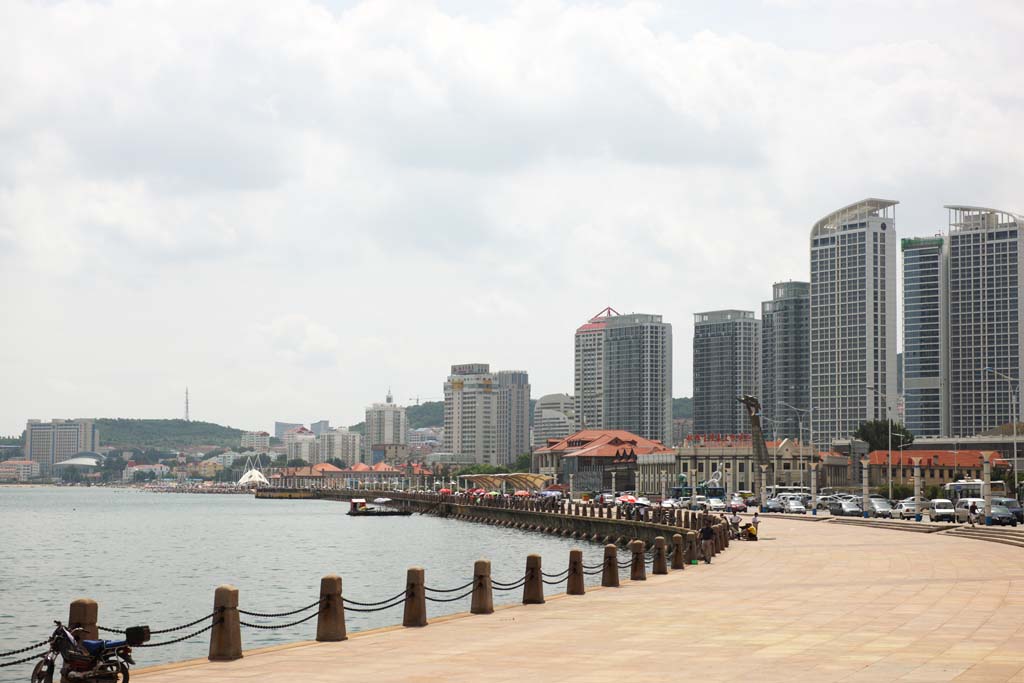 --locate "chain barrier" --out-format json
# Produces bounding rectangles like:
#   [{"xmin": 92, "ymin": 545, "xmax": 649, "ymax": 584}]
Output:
[
  {"xmin": 541, "ymin": 576, "xmax": 568, "ymax": 586},
  {"xmin": 343, "ymin": 599, "xmax": 406, "ymax": 613},
  {"xmin": 491, "ymin": 578, "xmax": 527, "ymax": 592},
  {"xmin": 0, "ymin": 640, "xmax": 49, "ymax": 658},
  {"xmin": 240, "ymin": 609, "xmax": 321, "ymax": 631},
  {"xmin": 541, "ymin": 568, "xmax": 569, "ymax": 578},
  {"xmin": 582, "ymin": 562, "xmax": 604, "ymax": 570},
  {"xmin": 138, "ymin": 620, "xmax": 220, "ymax": 648},
  {"xmin": 583, "ymin": 568, "xmax": 605, "ymax": 576},
  {"xmin": 342, "ymin": 590, "xmax": 407, "ymax": 607},
  {"xmin": 239, "ymin": 600, "xmax": 321, "ymax": 619},
  {"xmin": 0, "ymin": 651, "xmax": 47, "ymax": 668},
  {"xmin": 99, "ymin": 608, "xmax": 222, "ymax": 636},
  {"xmin": 424, "ymin": 580, "xmax": 474, "ymax": 594},
  {"xmin": 424, "ymin": 588, "xmax": 475, "ymax": 603}
]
